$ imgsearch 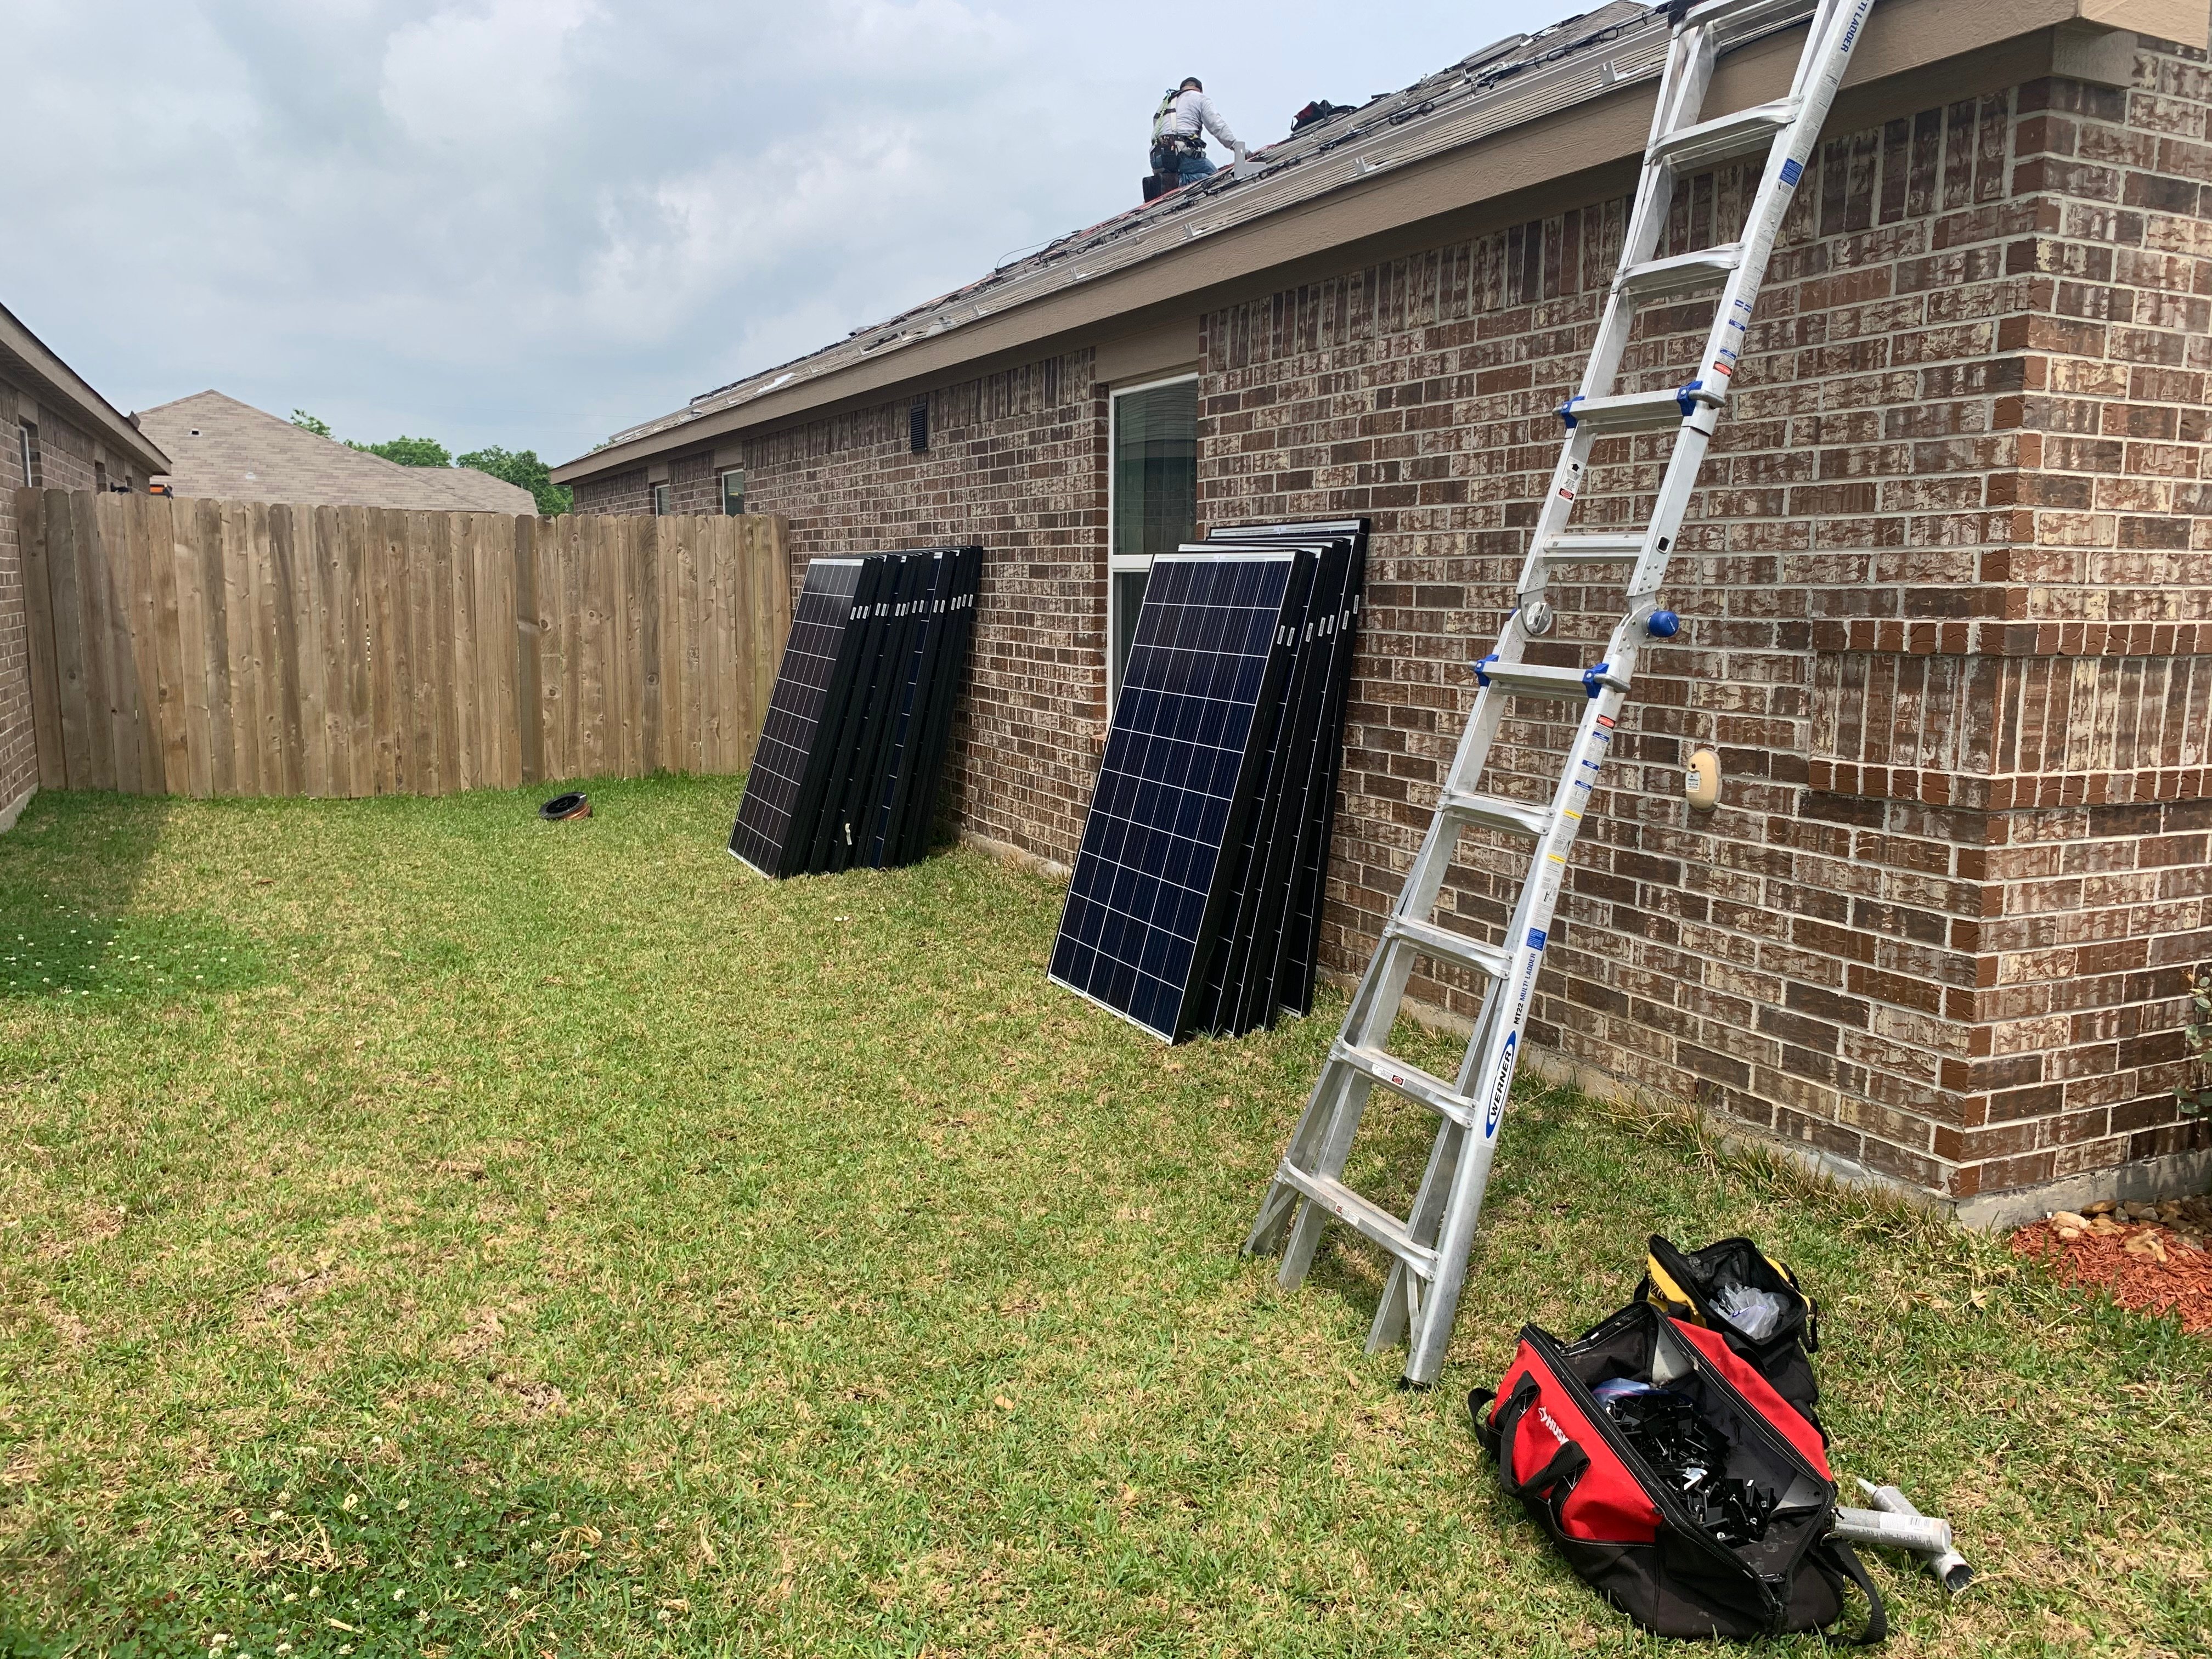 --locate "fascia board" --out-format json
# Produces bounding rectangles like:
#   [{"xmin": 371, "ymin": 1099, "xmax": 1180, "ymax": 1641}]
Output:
[
  {"xmin": 554, "ymin": 0, "xmax": 2189, "ymax": 485},
  {"xmin": 0, "ymin": 307, "xmax": 172, "ymax": 475}
]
